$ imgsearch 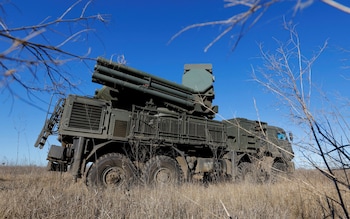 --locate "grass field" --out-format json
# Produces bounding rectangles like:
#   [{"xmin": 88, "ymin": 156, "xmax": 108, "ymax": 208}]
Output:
[{"xmin": 0, "ymin": 166, "xmax": 348, "ymax": 218}]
